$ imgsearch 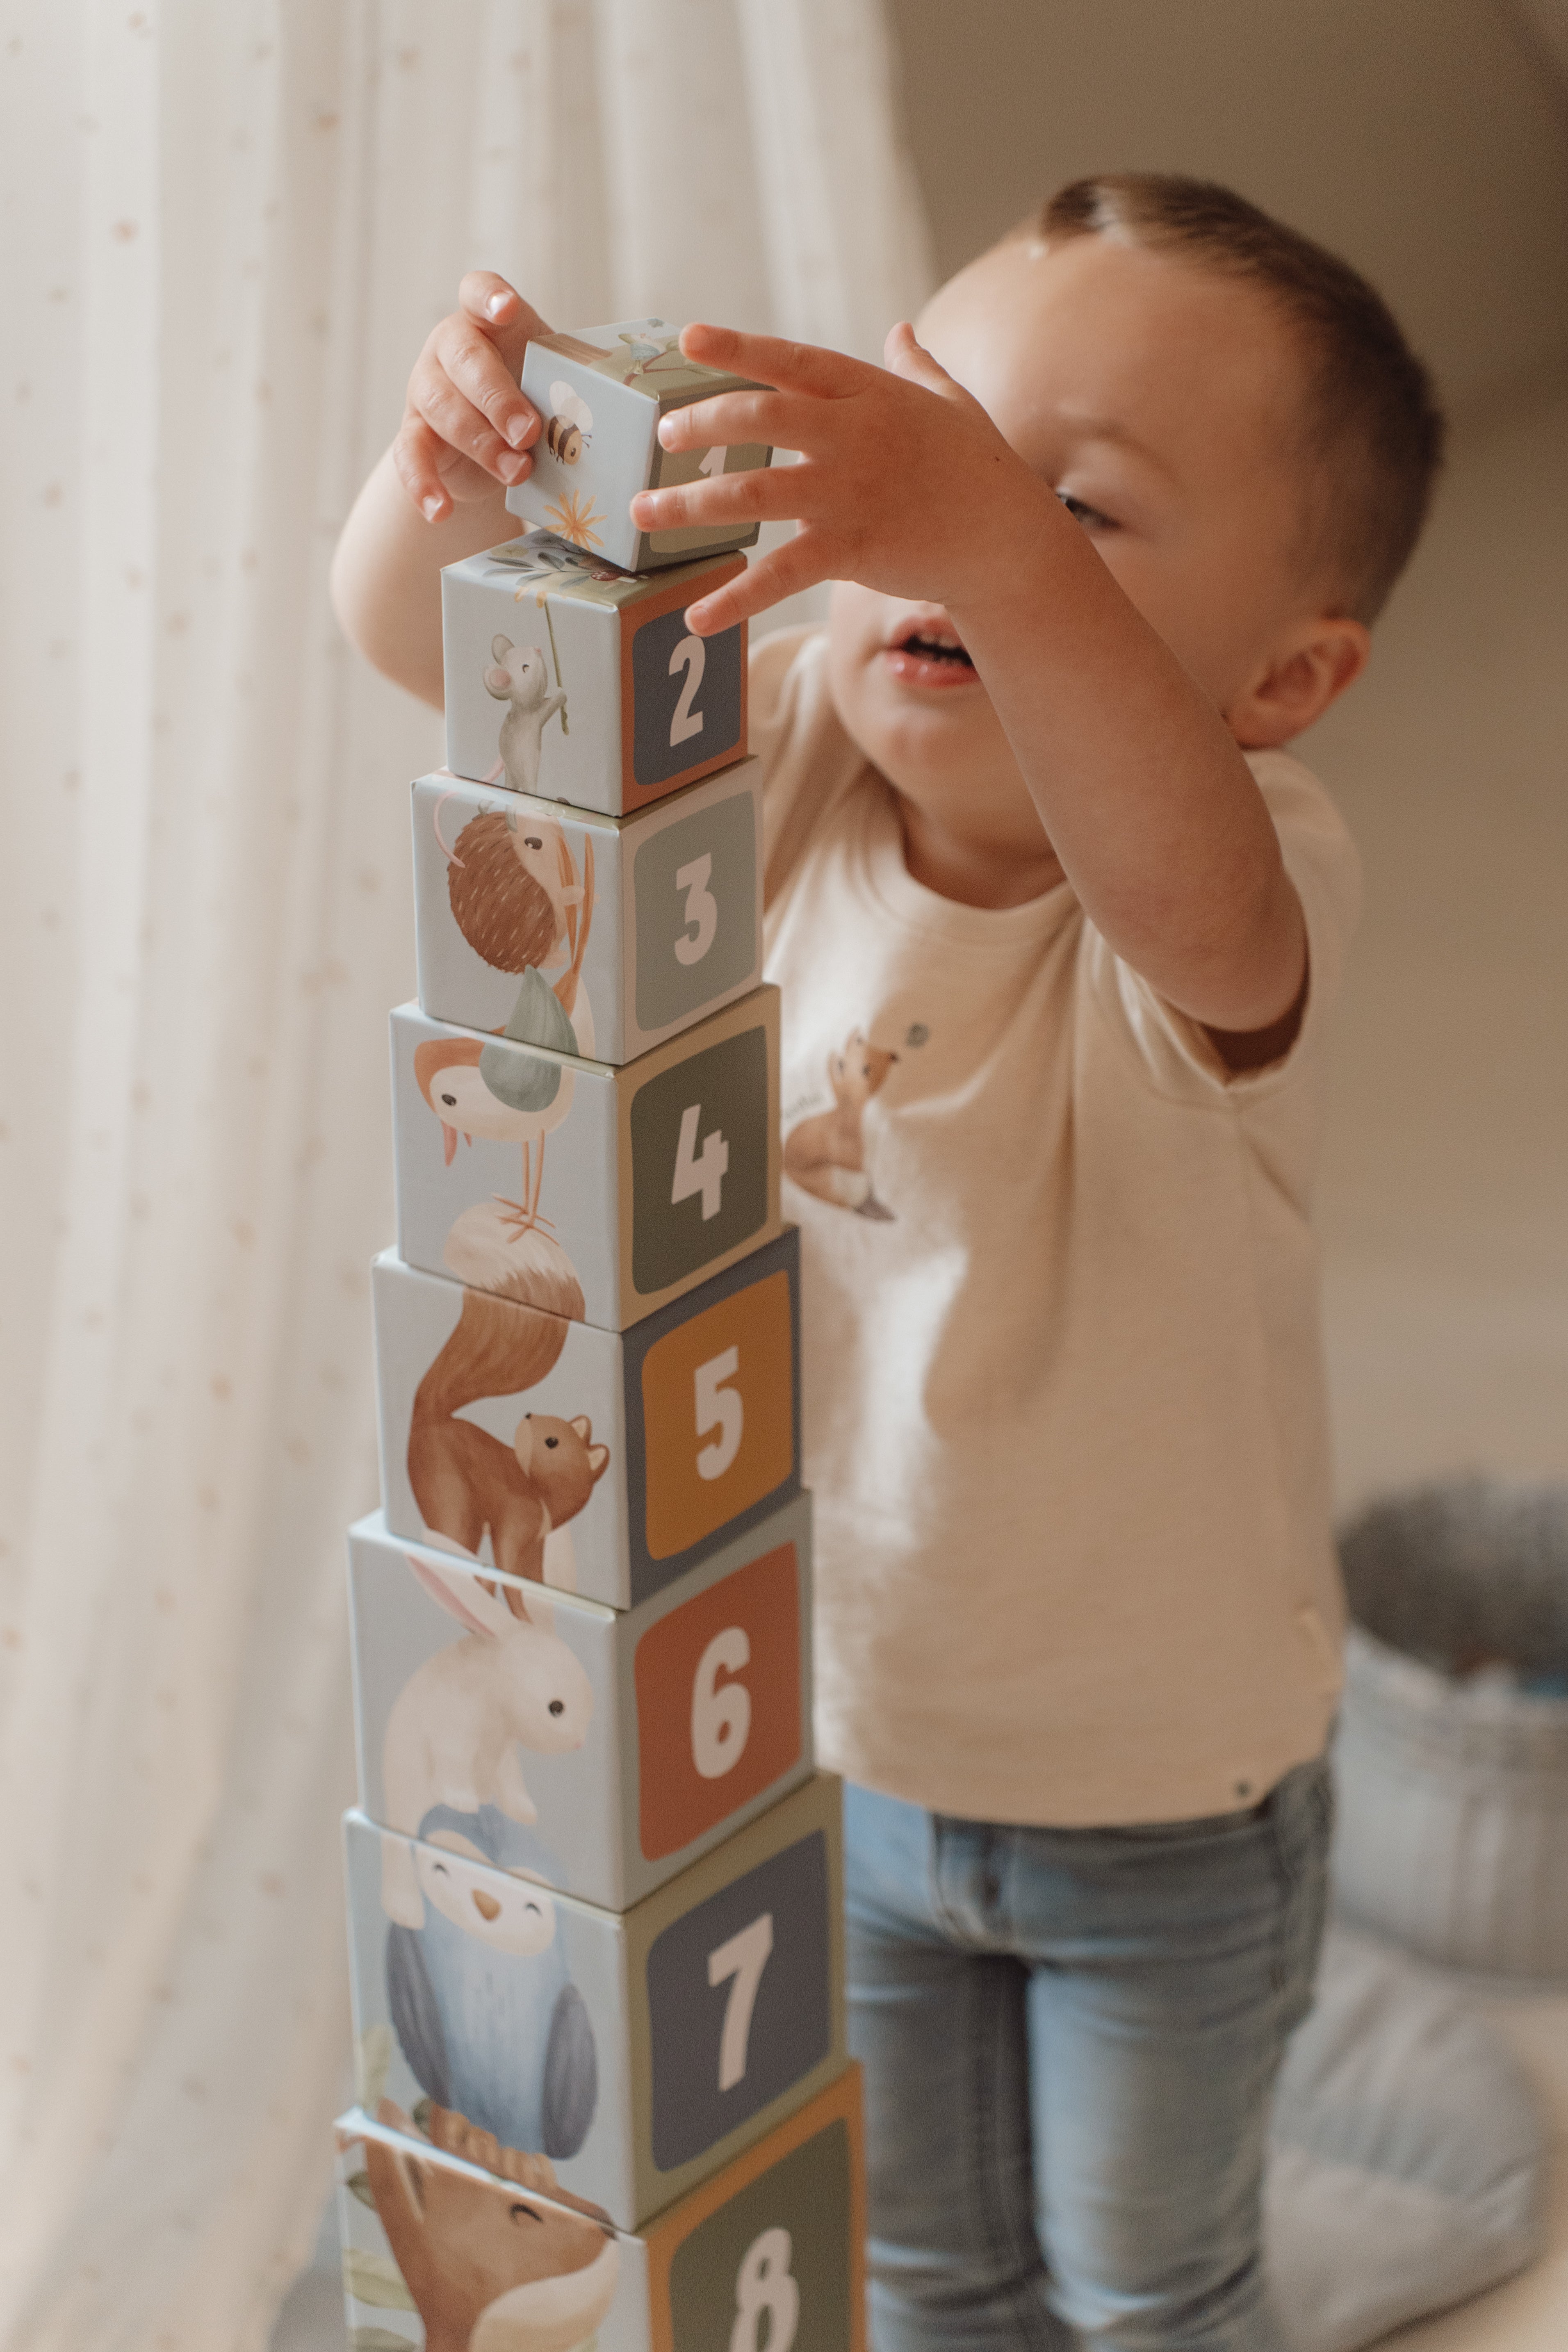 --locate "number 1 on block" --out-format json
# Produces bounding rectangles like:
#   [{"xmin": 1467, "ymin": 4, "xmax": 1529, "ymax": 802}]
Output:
[{"xmin": 707, "ymin": 1910, "xmax": 774, "ymax": 2092}]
